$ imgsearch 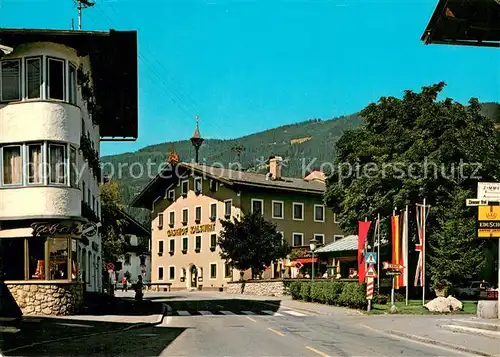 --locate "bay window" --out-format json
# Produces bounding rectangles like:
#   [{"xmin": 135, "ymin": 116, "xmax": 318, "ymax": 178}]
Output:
[
  {"xmin": 2, "ymin": 145, "xmax": 22, "ymax": 185},
  {"xmin": 28, "ymin": 144, "xmax": 43, "ymax": 184},
  {"xmin": 49, "ymin": 144, "xmax": 67, "ymax": 185},
  {"xmin": 1, "ymin": 142, "xmax": 79, "ymax": 187},
  {"xmin": 0, "ymin": 56, "xmax": 80, "ymax": 104},
  {"xmin": 68, "ymin": 63, "xmax": 77, "ymax": 104},
  {"xmin": 70, "ymin": 146, "xmax": 78, "ymax": 187},
  {"xmin": 1, "ymin": 237, "xmax": 75, "ymax": 282},
  {"xmin": 0, "ymin": 59, "xmax": 21, "ymax": 102},
  {"xmin": 25, "ymin": 57, "xmax": 42, "ymax": 99},
  {"xmin": 47, "ymin": 58, "xmax": 65, "ymax": 100}
]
